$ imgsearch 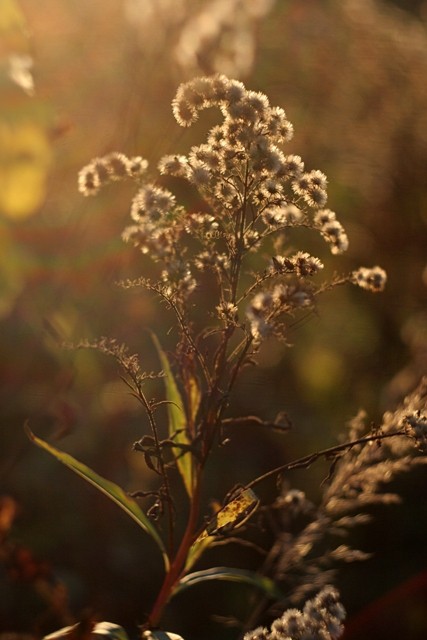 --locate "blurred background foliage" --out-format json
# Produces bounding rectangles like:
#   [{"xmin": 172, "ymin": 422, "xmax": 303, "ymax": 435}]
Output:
[{"xmin": 1, "ymin": 0, "xmax": 427, "ymax": 638}]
